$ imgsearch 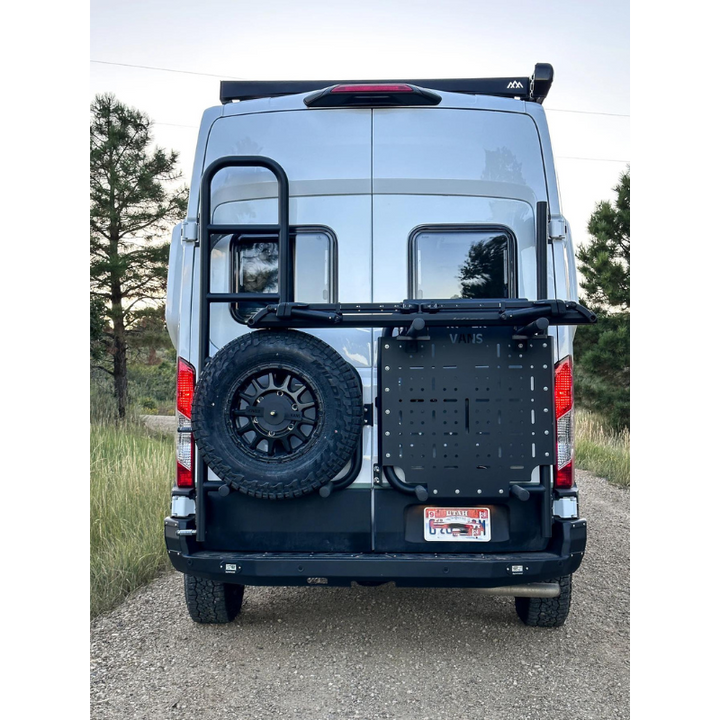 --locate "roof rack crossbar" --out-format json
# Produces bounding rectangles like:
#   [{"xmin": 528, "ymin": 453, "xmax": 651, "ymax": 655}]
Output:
[{"xmin": 220, "ymin": 64, "xmax": 554, "ymax": 105}]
